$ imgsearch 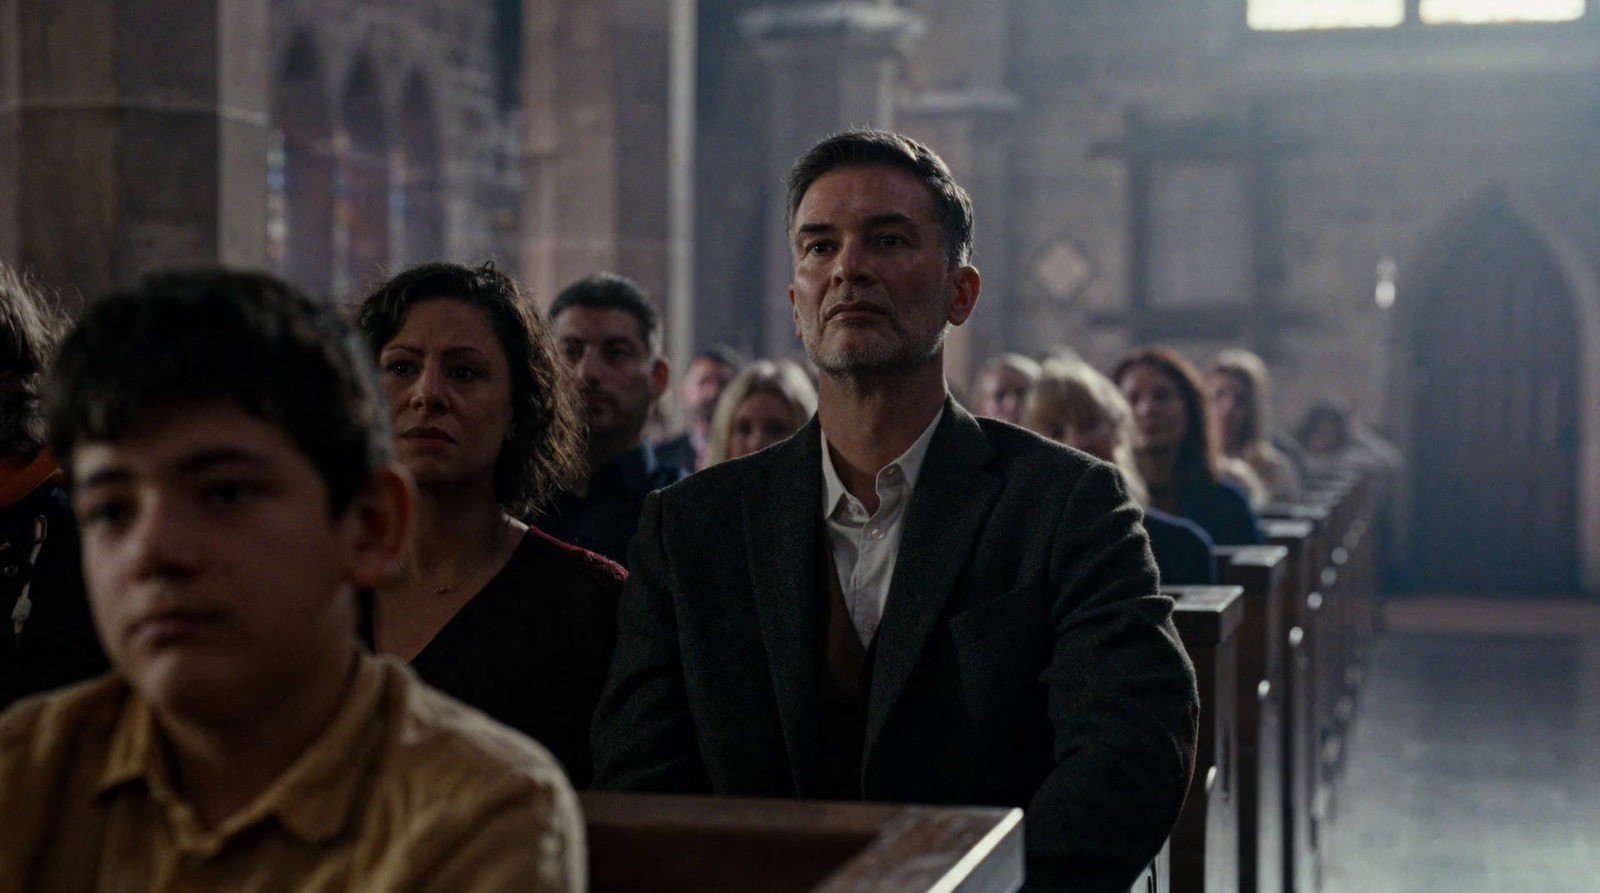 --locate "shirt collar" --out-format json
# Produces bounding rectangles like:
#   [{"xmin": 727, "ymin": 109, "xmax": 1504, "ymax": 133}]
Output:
[
  {"xmin": 821, "ymin": 405, "xmax": 944, "ymax": 519},
  {"xmin": 95, "ymin": 650, "xmax": 389, "ymax": 847}
]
